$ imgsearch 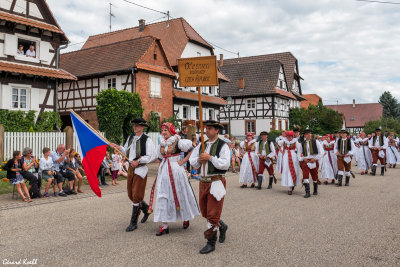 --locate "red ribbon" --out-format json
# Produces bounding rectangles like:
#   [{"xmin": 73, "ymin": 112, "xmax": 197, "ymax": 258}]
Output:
[
  {"xmin": 285, "ymin": 144, "xmax": 297, "ymax": 185},
  {"xmin": 247, "ymin": 151, "xmax": 257, "ymax": 183},
  {"xmin": 148, "ymin": 153, "xmax": 181, "ymax": 213}
]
